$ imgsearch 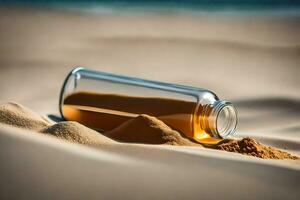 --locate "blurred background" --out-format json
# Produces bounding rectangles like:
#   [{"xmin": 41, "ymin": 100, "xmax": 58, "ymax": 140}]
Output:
[{"xmin": 0, "ymin": 0, "xmax": 299, "ymax": 136}]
